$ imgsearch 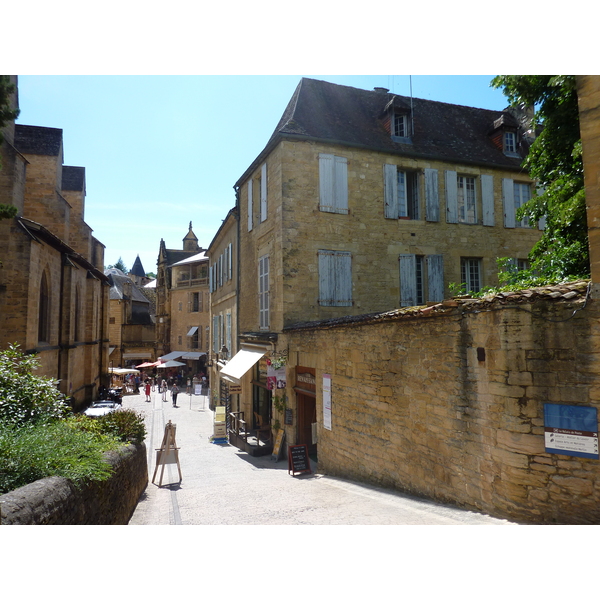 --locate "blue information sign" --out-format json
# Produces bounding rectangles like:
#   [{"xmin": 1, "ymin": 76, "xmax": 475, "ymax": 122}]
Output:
[{"xmin": 544, "ymin": 404, "xmax": 599, "ymax": 459}]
